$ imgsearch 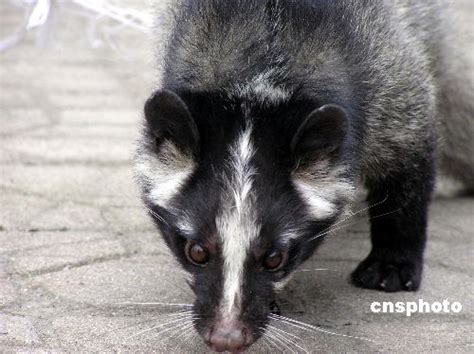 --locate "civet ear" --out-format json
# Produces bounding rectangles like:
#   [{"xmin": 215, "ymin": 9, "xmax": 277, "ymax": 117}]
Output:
[
  {"xmin": 144, "ymin": 89, "xmax": 200, "ymax": 155},
  {"xmin": 291, "ymin": 104, "xmax": 349, "ymax": 160}
]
